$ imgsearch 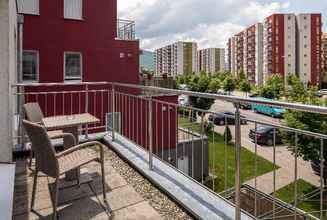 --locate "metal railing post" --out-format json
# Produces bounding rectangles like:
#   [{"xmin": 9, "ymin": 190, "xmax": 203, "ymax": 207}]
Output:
[
  {"xmin": 112, "ymin": 85, "xmax": 116, "ymax": 141},
  {"xmin": 18, "ymin": 86, "xmax": 25, "ymax": 148},
  {"xmin": 148, "ymin": 97, "xmax": 153, "ymax": 170},
  {"xmin": 234, "ymin": 103, "xmax": 241, "ymax": 220},
  {"xmin": 85, "ymin": 84, "xmax": 89, "ymax": 139}
]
